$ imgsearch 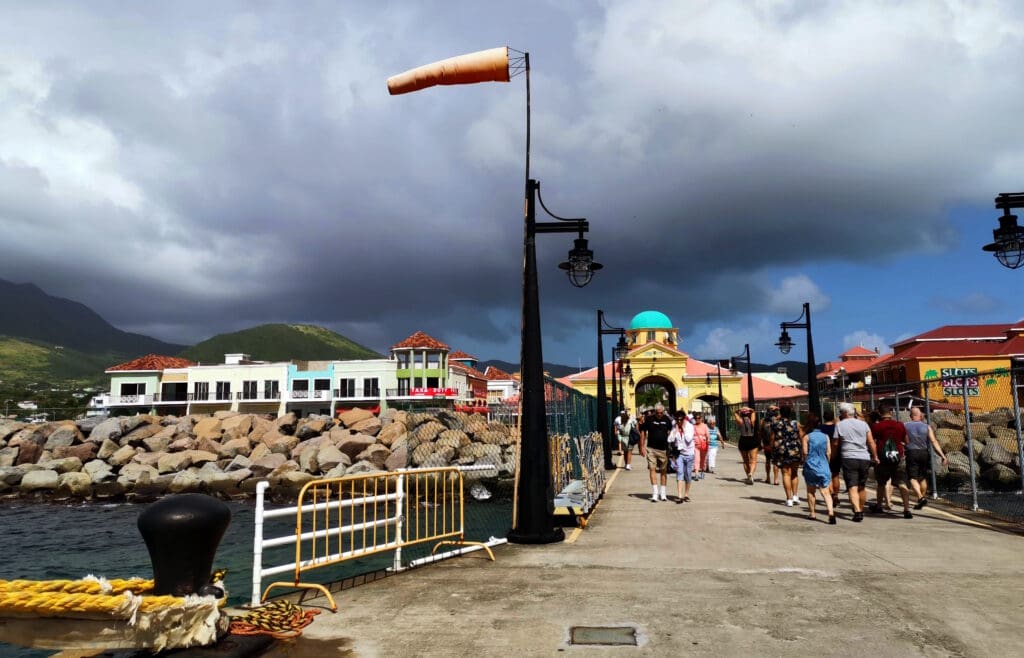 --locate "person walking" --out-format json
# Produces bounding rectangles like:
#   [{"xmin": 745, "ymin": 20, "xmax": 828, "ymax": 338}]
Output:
[
  {"xmin": 769, "ymin": 403, "xmax": 803, "ymax": 507},
  {"xmin": 800, "ymin": 412, "xmax": 836, "ymax": 524},
  {"xmin": 692, "ymin": 412, "xmax": 709, "ymax": 479},
  {"xmin": 734, "ymin": 406, "xmax": 759, "ymax": 485},
  {"xmin": 669, "ymin": 413, "xmax": 696, "ymax": 503},
  {"xmin": 639, "ymin": 404, "xmax": 673, "ymax": 502},
  {"xmin": 835, "ymin": 402, "xmax": 879, "ymax": 522},
  {"xmin": 904, "ymin": 406, "xmax": 947, "ymax": 508},
  {"xmin": 818, "ymin": 406, "xmax": 842, "ymax": 509},
  {"xmin": 706, "ymin": 417, "xmax": 724, "ymax": 474},
  {"xmin": 613, "ymin": 409, "xmax": 637, "ymax": 470},
  {"xmin": 870, "ymin": 405, "xmax": 913, "ymax": 519},
  {"xmin": 760, "ymin": 405, "xmax": 781, "ymax": 485}
]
